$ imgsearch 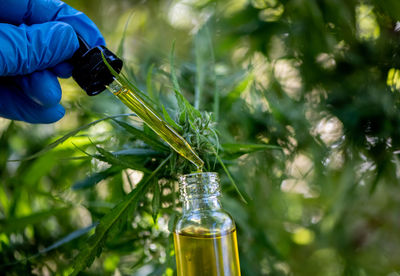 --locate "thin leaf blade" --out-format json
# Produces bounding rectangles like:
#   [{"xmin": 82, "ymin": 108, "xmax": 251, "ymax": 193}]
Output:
[{"xmin": 71, "ymin": 155, "xmax": 171, "ymax": 275}]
